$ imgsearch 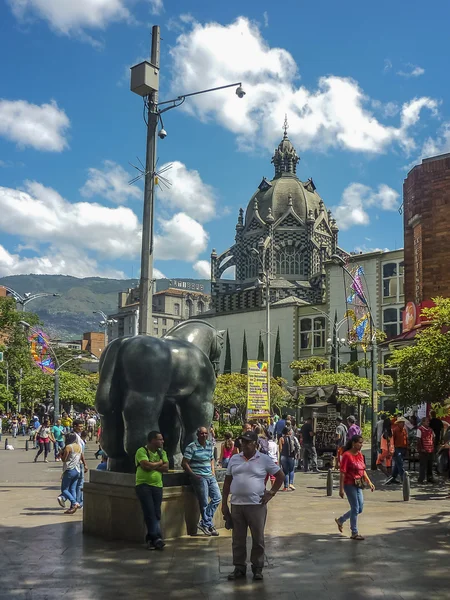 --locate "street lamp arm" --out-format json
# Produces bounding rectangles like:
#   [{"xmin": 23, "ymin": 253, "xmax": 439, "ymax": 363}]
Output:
[
  {"xmin": 23, "ymin": 292, "xmax": 60, "ymax": 305},
  {"xmin": 157, "ymin": 82, "xmax": 243, "ymax": 108},
  {"xmin": 4, "ymin": 287, "xmax": 25, "ymax": 302}
]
